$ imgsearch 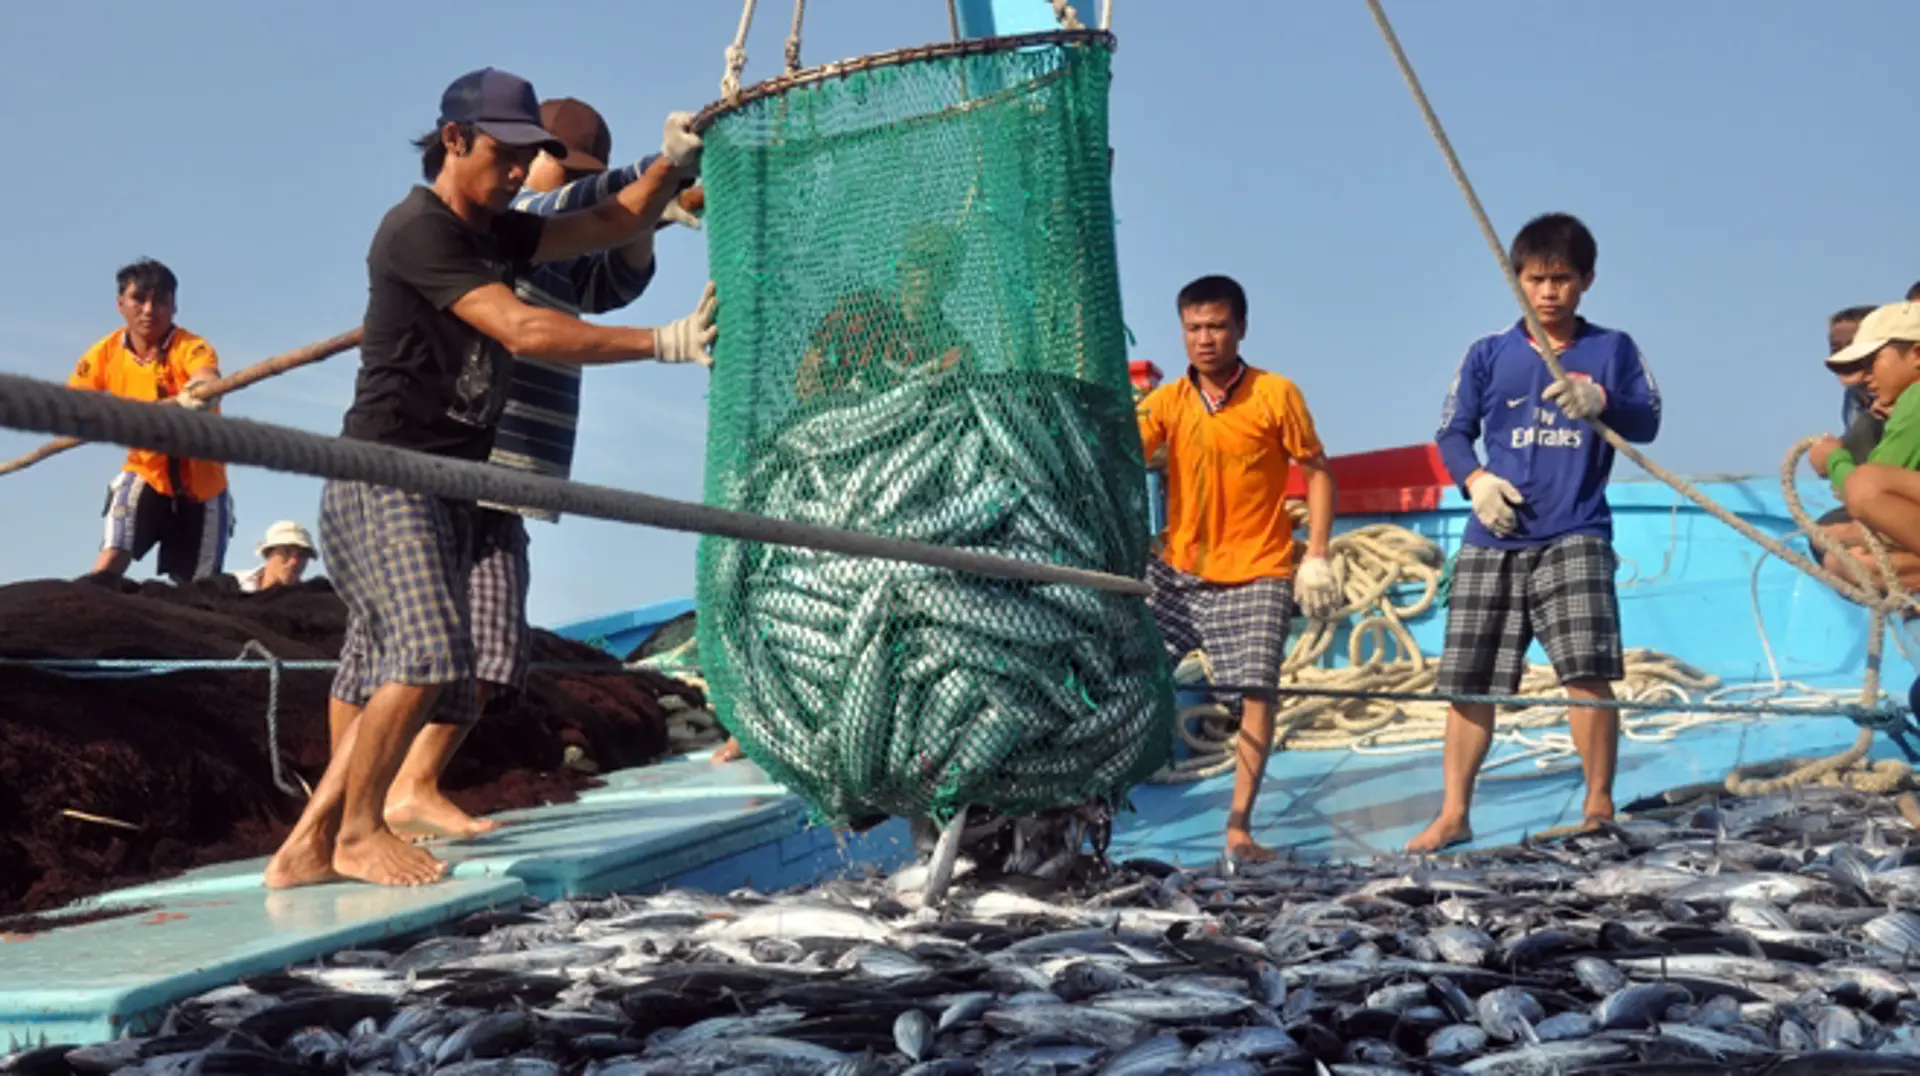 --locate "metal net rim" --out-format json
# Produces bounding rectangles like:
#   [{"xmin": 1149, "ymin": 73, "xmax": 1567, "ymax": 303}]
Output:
[{"xmin": 691, "ymin": 27, "xmax": 1117, "ymax": 132}]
